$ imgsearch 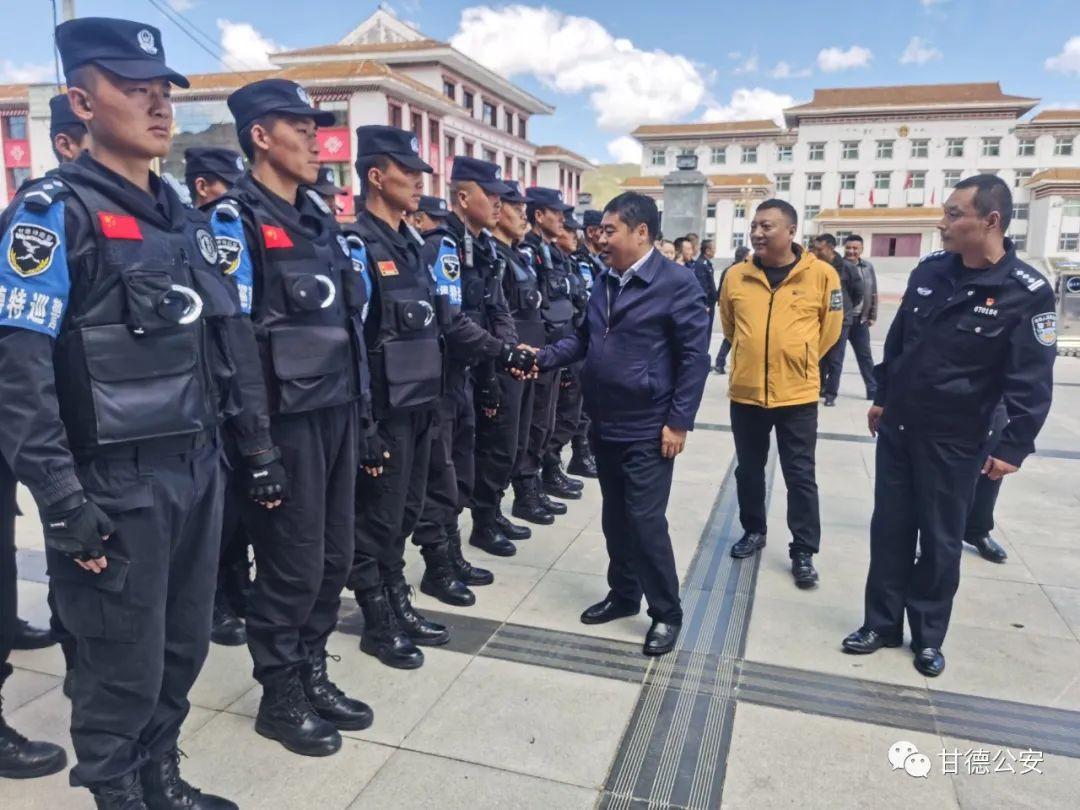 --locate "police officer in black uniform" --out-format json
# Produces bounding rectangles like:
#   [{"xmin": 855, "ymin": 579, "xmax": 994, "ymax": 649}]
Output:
[
  {"xmin": 346, "ymin": 126, "xmax": 534, "ymax": 669},
  {"xmin": 309, "ymin": 165, "xmax": 346, "ymax": 214},
  {"xmin": 414, "ymin": 194, "xmax": 450, "ymax": 233},
  {"xmin": 471, "ymin": 180, "xmax": 543, "ymax": 551},
  {"xmin": 0, "ymin": 18, "xmax": 283, "ymax": 808},
  {"xmin": 50, "ymin": 92, "xmax": 91, "ymax": 164},
  {"xmin": 962, "ymin": 402, "xmax": 1010, "ymax": 563},
  {"xmin": 209, "ymin": 78, "xmax": 373, "ymax": 756},
  {"xmin": 414, "ymin": 156, "xmax": 521, "ymax": 593},
  {"xmin": 843, "ymin": 175, "xmax": 1056, "ymax": 677},
  {"xmin": 513, "ymin": 187, "xmax": 576, "ymax": 524},
  {"xmin": 184, "ymin": 147, "xmax": 244, "ymax": 211}
]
